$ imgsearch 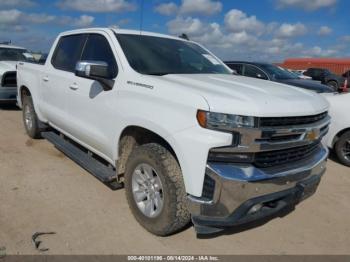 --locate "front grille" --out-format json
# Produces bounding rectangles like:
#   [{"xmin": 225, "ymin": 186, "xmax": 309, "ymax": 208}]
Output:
[
  {"xmin": 254, "ymin": 142, "xmax": 320, "ymax": 168},
  {"xmin": 259, "ymin": 112, "xmax": 327, "ymax": 127},
  {"xmin": 1, "ymin": 71, "xmax": 17, "ymax": 87}
]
